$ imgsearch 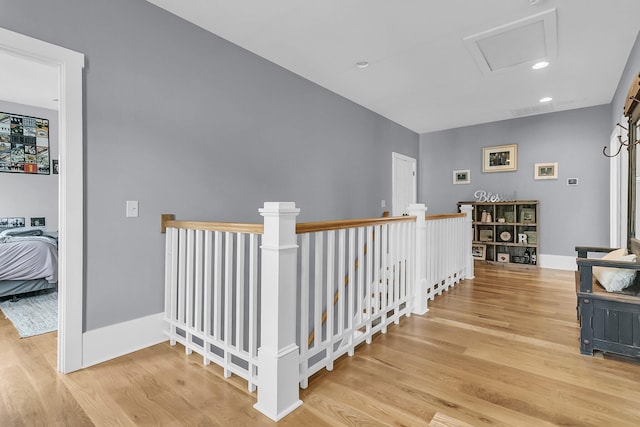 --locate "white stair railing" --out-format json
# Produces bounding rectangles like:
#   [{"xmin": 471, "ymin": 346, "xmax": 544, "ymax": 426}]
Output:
[
  {"xmin": 296, "ymin": 217, "xmax": 415, "ymax": 388},
  {"xmin": 163, "ymin": 219, "xmax": 262, "ymax": 392},
  {"xmin": 161, "ymin": 201, "xmax": 474, "ymax": 422}
]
